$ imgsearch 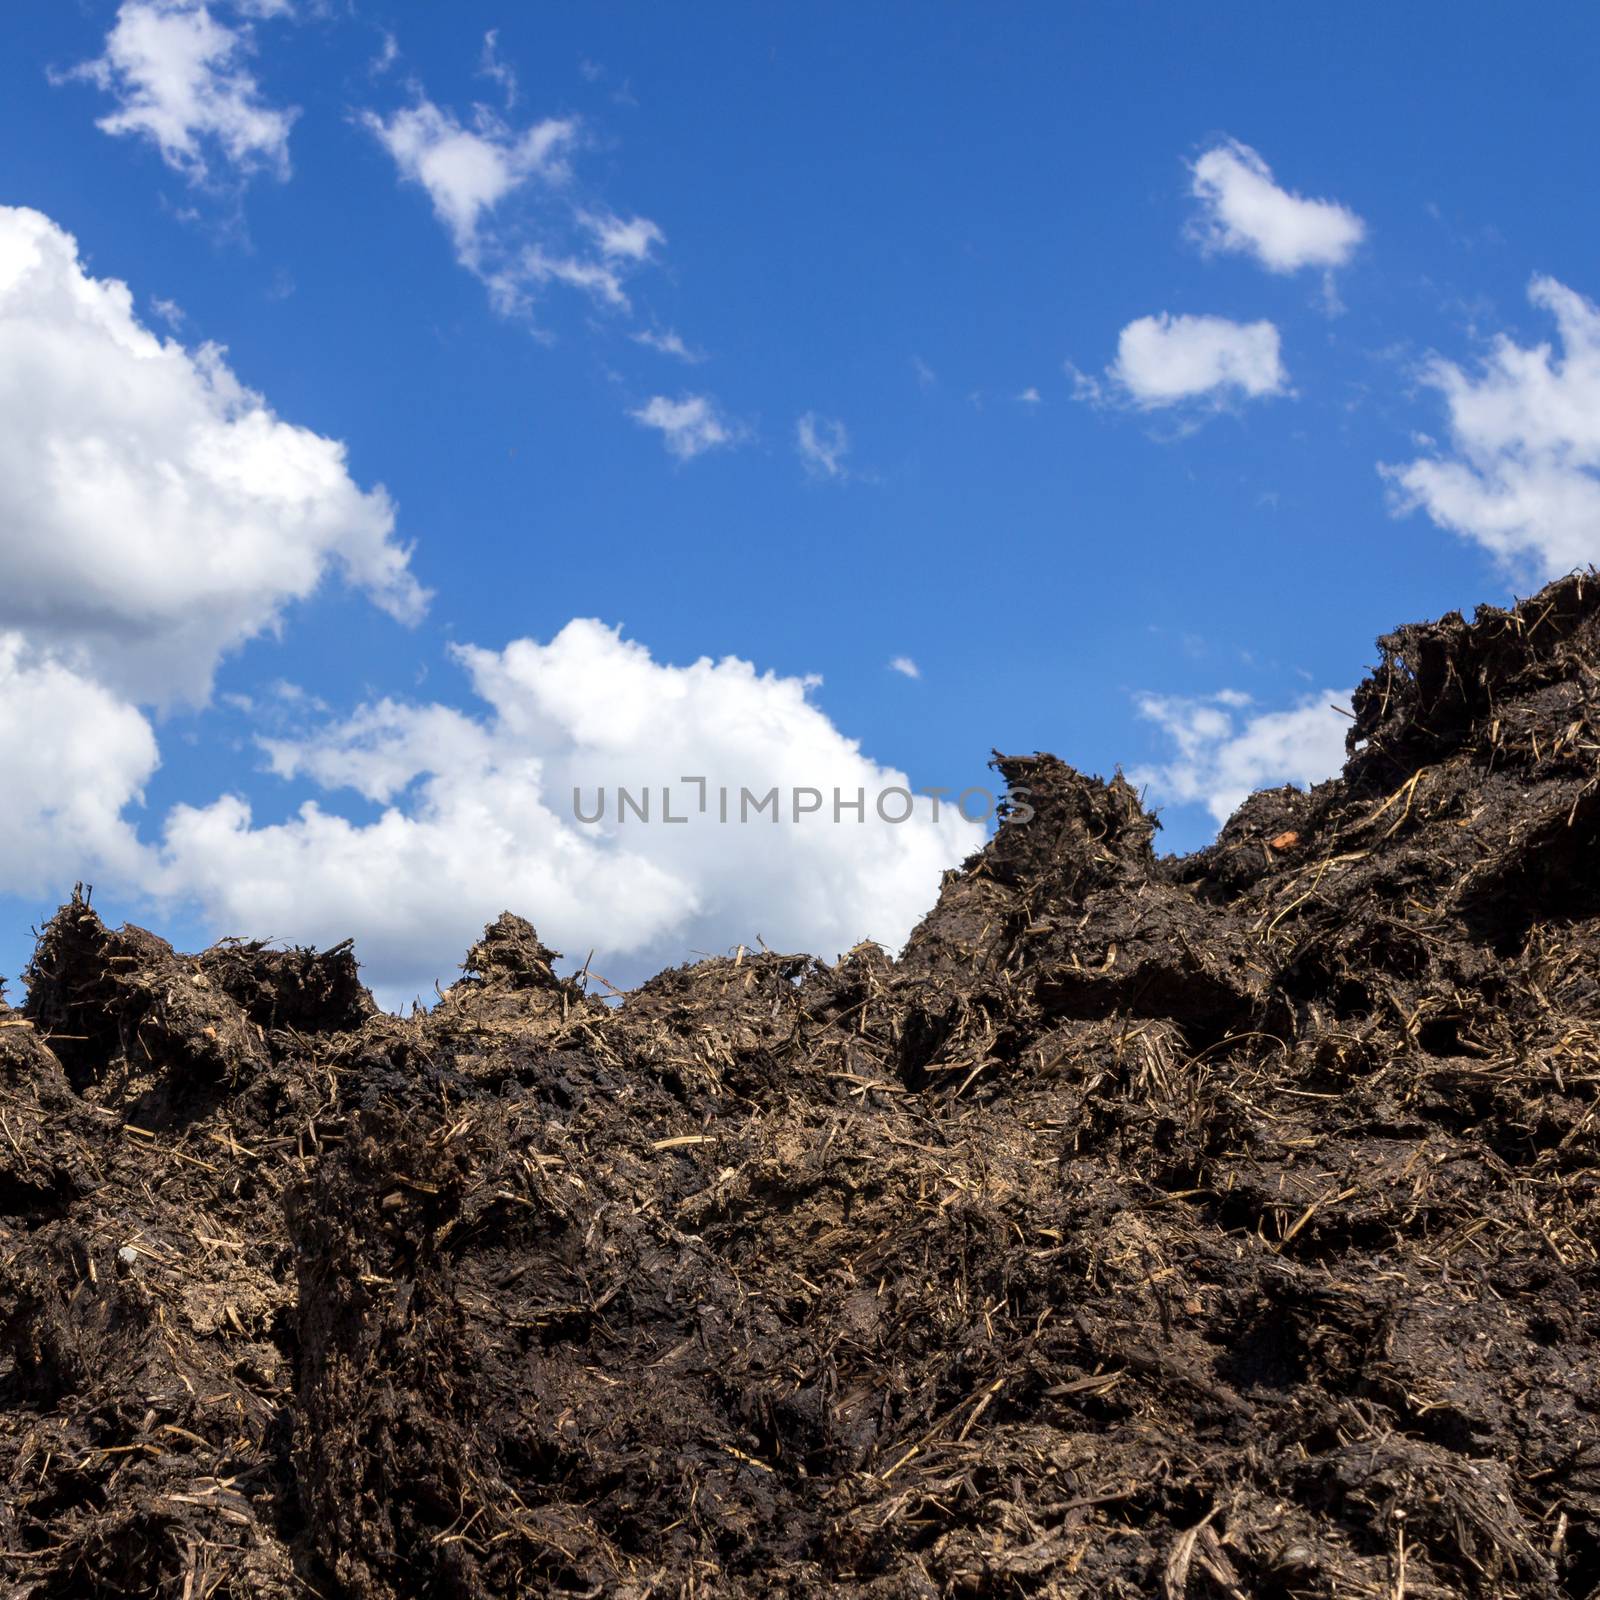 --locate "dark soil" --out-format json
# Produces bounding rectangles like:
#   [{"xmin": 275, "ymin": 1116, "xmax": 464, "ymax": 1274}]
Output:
[{"xmin": 4, "ymin": 573, "xmax": 1600, "ymax": 1598}]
